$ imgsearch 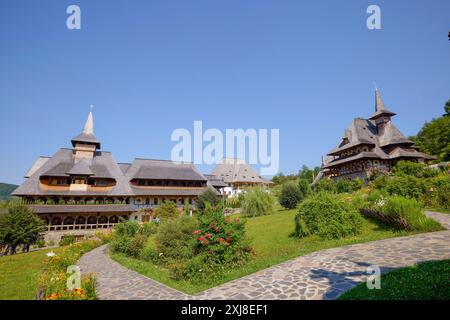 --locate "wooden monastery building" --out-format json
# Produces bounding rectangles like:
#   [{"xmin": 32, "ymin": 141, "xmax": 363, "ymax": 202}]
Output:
[
  {"xmin": 12, "ymin": 112, "xmax": 224, "ymax": 237},
  {"xmin": 322, "ymin": 89, "xmax": 435, "ymax": 180}
]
